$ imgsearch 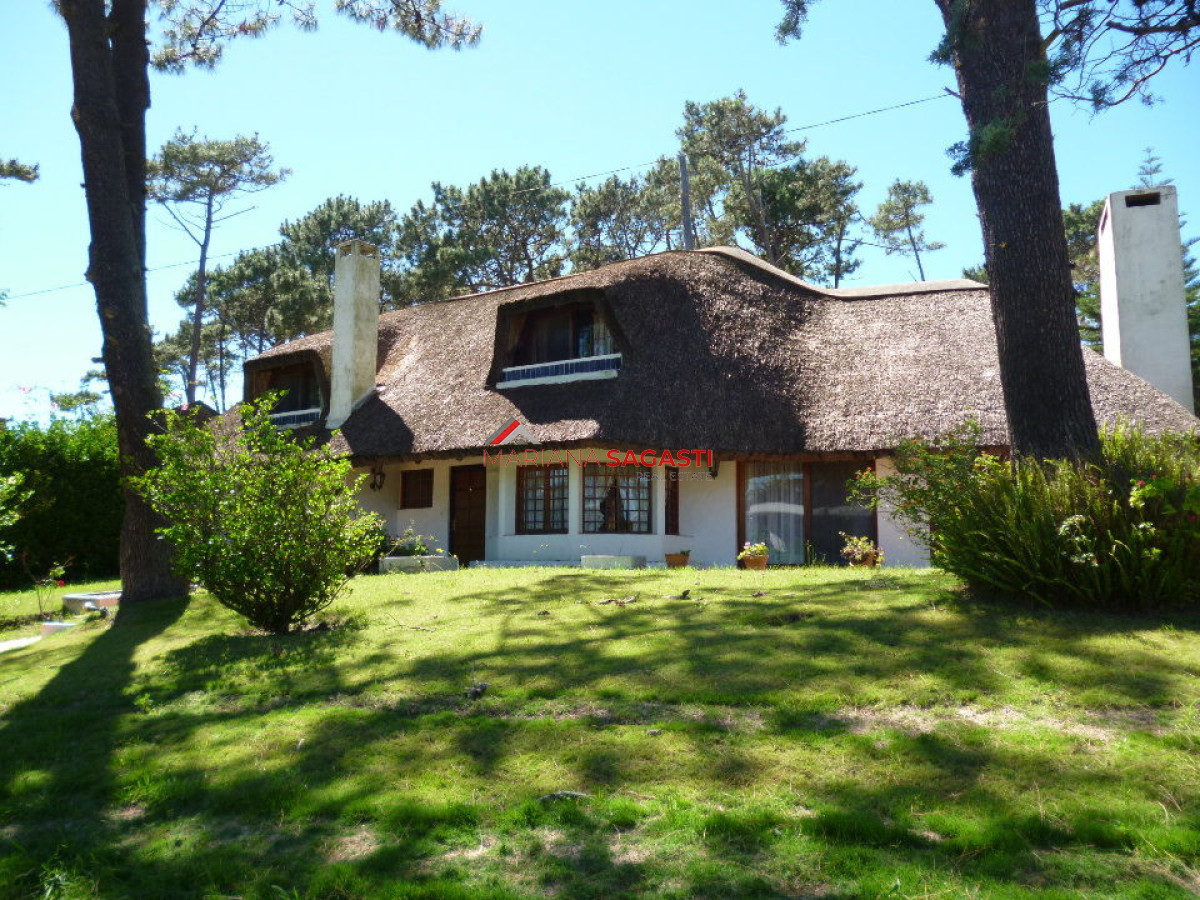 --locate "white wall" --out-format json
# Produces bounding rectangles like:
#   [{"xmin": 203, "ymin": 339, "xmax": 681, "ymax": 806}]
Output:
[
  {"xmin": 1098, "ymin": 186, "xmax": 1194, "ymax": 411},
  {"xmin": 355, "ymin": 458, "xmax": 458, "ymax": 552},
  {"xmin": 358, "ymin": 455, "xmax": 925, "ymax": 568},
  {"xmin": 874, "ymin": 455, "xmax": 930, "ymax": 568},
  {"xmin": 678, "ymin": 464, "xmax": 737, "ymax": 566},
  {"xmin": 353, "ymin": 451, "xmax": 738, "ymax": 566},
  {"xmin": 328, "ymin": 241, "xmax": 382, "ymax": 429}
]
